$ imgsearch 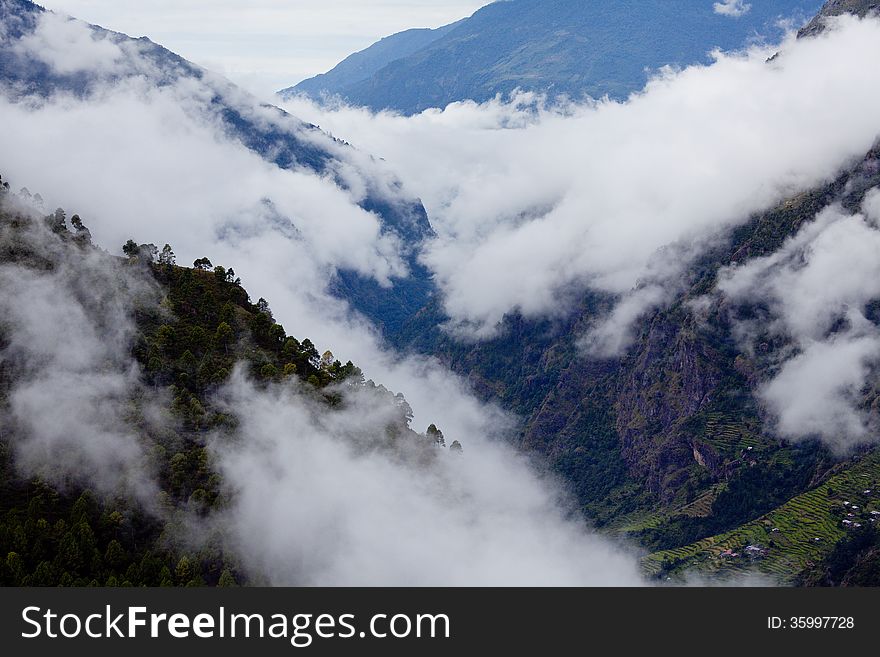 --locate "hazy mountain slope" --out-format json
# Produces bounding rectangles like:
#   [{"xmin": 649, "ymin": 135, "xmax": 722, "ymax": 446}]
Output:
[
  {"xmin": 285, "ymin": 20, "xmax": 463, "ymax": 100},
  {"xmin": 393, "ymin": 0, "xmax": 880, "ymax": 569},
  {"xmin": 287, "ymin": 0, "xmax": 823, "ymax": 114},
  {"xmin": 0, "ymin": 0, "xmax": 434, "ymax": 338},
  {"xmin": 419, "ymin": 164, "xmax": 879, "ymax": 585}
]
